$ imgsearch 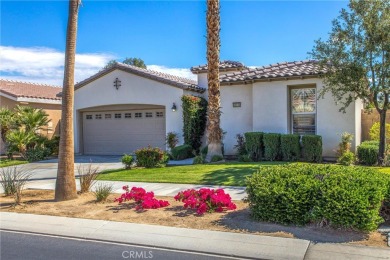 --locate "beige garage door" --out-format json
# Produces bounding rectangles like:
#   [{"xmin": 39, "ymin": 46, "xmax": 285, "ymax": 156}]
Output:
[{"xmin": 83, "ymin": 109, "xmax": 166, "ymax": 155}]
